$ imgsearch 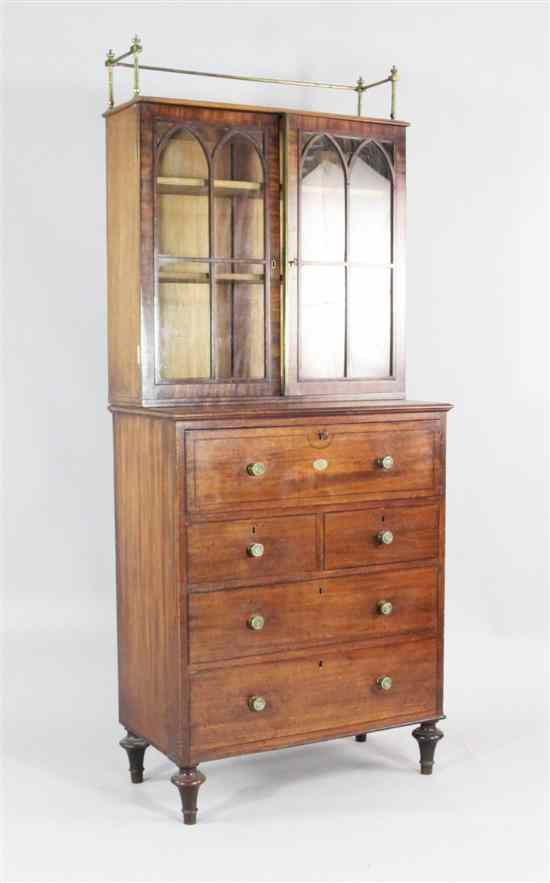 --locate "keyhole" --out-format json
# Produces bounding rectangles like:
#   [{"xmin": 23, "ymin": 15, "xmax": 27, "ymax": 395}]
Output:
[
  {"xmin": 251, "ymin": 525, "xmax": 256, "ymax": 534},
  {"xmin": 318, "ymin": 660, "xmax": 324, "ymax": 668},
  {"xmin": 381, "ymin": 515, "xmax": 385, "ymax": 523},
  {"xmin": 319, "ymin": 587, "xmax": 324, "ymax": 595}
]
